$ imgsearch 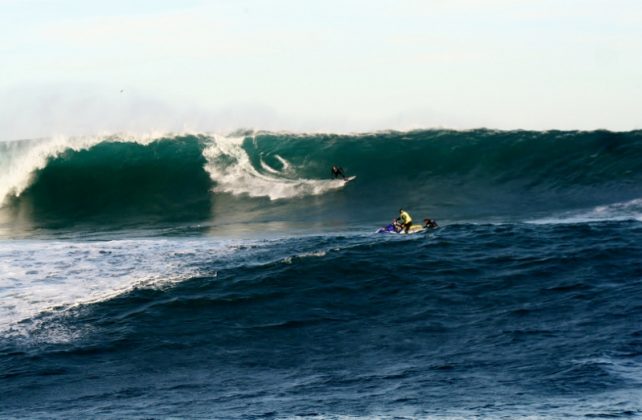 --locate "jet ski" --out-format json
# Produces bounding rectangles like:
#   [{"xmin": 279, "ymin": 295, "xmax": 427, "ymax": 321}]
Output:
[
  {"xmin": 376, "ymin": 218, "xmax": 438, "ymax": 235},
  {"xmin": 376, "ymin": 224, "xmax": 429, "ymax": 235}
]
